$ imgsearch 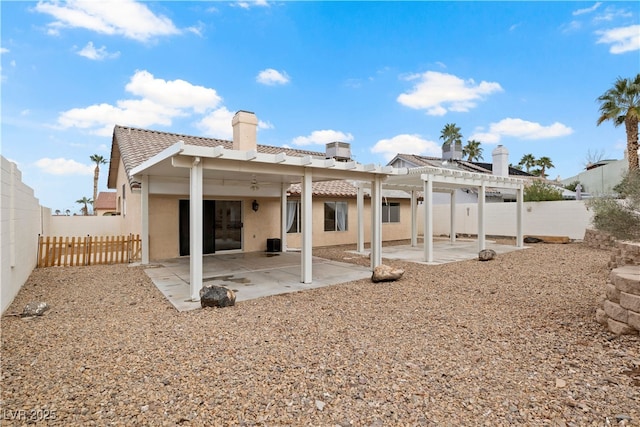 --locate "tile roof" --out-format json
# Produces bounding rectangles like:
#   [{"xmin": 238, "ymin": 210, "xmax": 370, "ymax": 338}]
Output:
[
  {"xmin": 108, "ymin": 125, "xmax": 326, "ymax": 188},
  {"xmin": 288, "ymin": 180, "xmax": 359, "ymax": 197},
  {"xmin": 391, "ymin": 153, "xmax": 534, "ymax": 178},
  {"xmin": 94, "ymin": 191, "xmax": 117, "ymax": 210}
]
